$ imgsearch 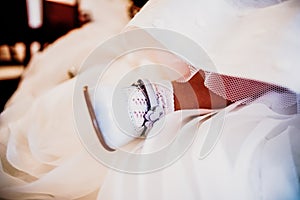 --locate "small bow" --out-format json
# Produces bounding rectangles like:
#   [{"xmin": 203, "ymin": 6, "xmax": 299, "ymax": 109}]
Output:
[{"xmin": 144, "ymin": 106, "xmax": 164, "ymax": 128}]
